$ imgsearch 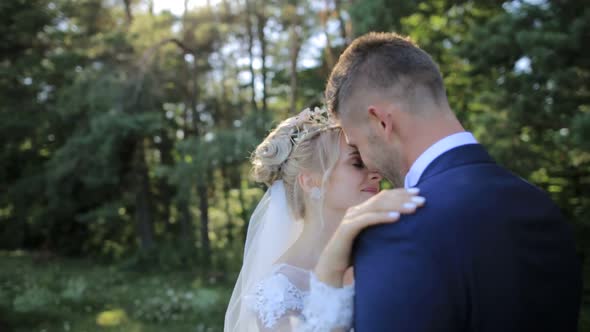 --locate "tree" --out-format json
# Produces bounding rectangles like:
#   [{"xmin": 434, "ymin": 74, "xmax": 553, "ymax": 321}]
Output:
[{"xmin": 460, "ymin": 0, "xmax": 590, "ymax": 247}]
